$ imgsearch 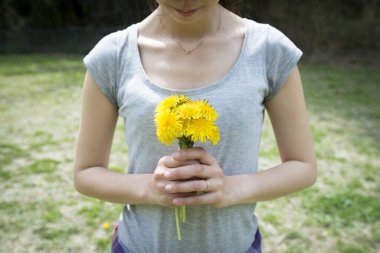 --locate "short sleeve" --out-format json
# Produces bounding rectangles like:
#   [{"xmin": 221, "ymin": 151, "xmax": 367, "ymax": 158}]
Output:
[
  {"xmin": 83, "ymin": 32, "xmax": 119, "ymax": 107},
  {"xmin": 264, "ymin": 25, "xmax": 303, "ymax": 102}
]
